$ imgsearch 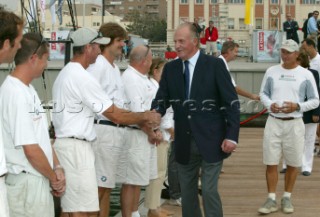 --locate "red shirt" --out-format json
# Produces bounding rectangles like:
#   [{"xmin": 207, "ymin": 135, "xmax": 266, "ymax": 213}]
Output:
[{"xmin": 205, "ymin": 27, "xmax": 219, "ymax": 42}]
